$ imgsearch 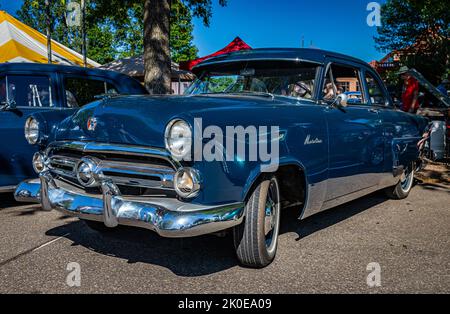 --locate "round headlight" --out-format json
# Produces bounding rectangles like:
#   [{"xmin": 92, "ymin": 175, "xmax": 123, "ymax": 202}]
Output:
[
  {"xmin": 174, "ymin": 168, "xmax": 201, "ymax": 198},
  {"xmin": 25, "ymin": 117, "xmax": 40, "ymax": 145},
  {"xmin": 32, "ymin": 152, "xmax": 46, "ymax": 173},
  {"xmin": 165, "ymin": 119, "xmax": 192, "ymax": 159}
]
